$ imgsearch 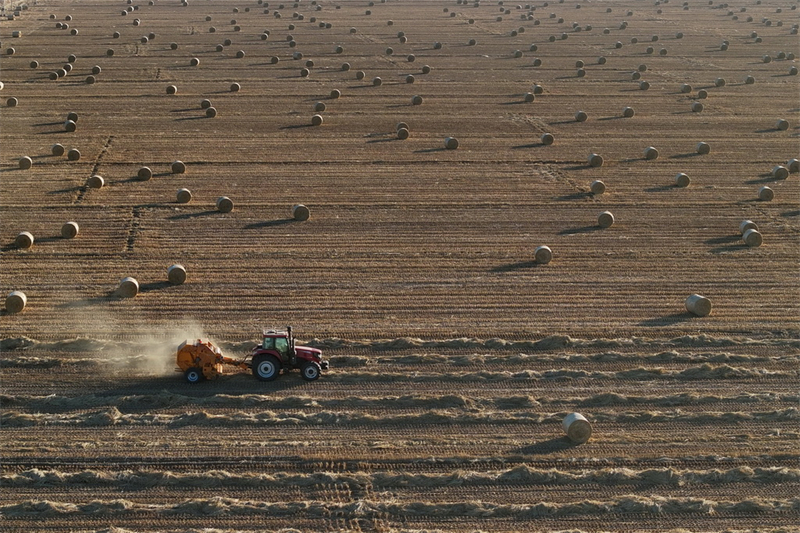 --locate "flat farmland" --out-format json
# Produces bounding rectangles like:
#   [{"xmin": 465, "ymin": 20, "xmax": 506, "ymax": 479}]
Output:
[{"xmin": 0, "ymin": 0, "xmax": 798, "ymax": 532}]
